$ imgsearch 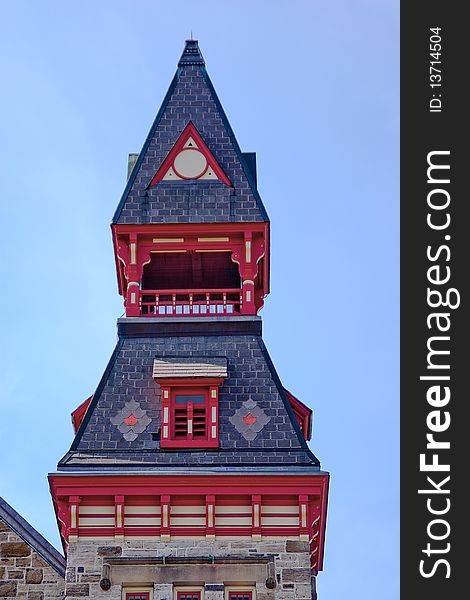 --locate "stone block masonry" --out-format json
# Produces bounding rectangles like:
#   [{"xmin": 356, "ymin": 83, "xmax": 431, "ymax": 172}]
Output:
[
  {"xmin": 64, "ymin": 538, "xmax": 313, "ymax": 600},
  {"xmin": 0, "ymin": 519, "xmax": 64, "ymax": 598}
]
